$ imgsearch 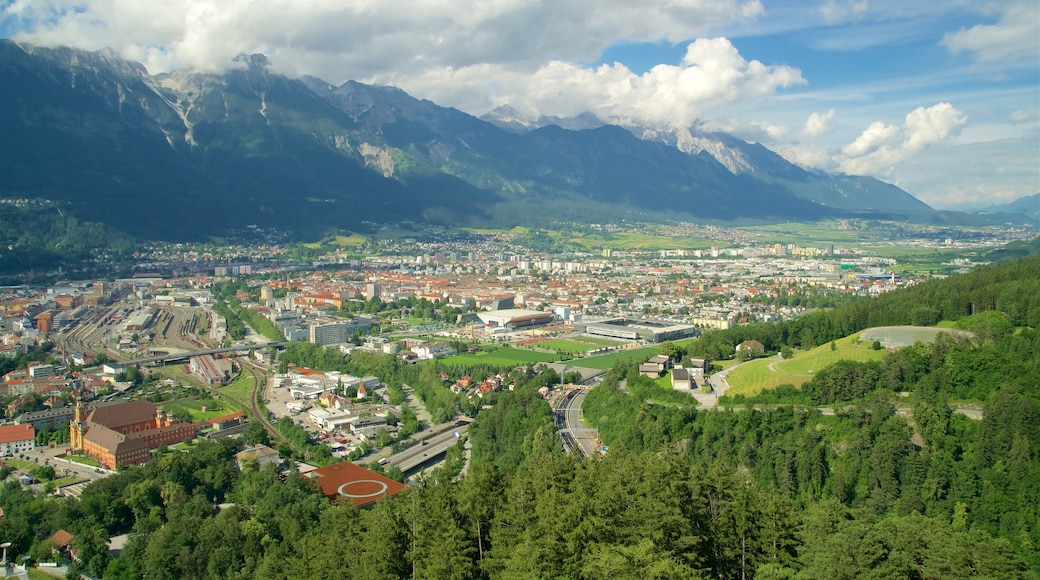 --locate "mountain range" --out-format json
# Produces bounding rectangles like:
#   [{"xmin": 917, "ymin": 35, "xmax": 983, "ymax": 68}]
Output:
[
  {"xmin": 0, "ymin": 40, "xmax": 1033, "ymax": 245},
  {"xmin": 979, "ymin": 194, "xmax": 1040, "ymax": 222}
]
